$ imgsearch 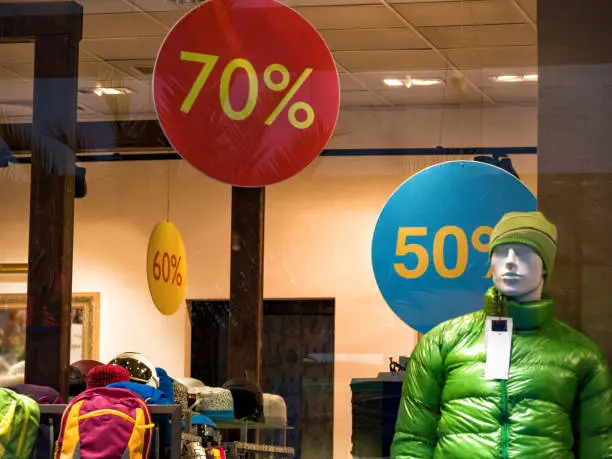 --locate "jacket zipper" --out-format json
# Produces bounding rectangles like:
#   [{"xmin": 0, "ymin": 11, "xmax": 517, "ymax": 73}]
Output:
[{"xmin": 501, "ymin": 380, "xmax": 509, "ymax": 459}]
